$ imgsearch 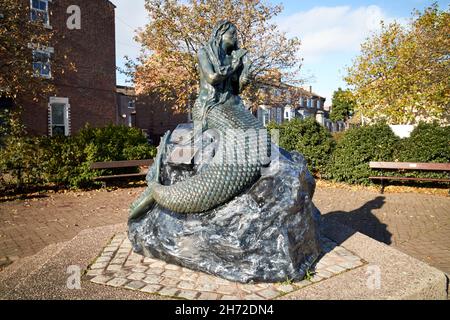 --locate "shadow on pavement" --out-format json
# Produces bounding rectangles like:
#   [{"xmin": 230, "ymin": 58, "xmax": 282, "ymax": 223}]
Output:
[{"xmin": 322, "ymin": 196, "xmax": 392, "ymax": 245}]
